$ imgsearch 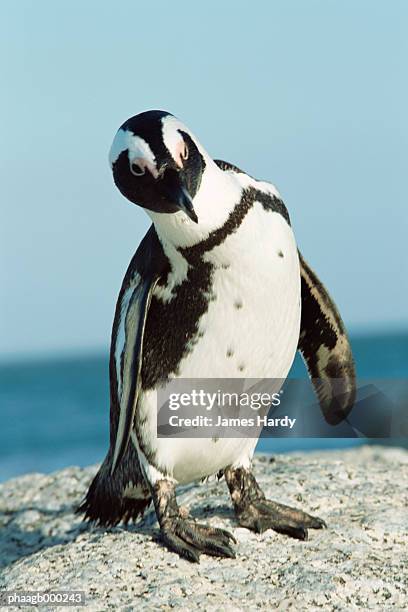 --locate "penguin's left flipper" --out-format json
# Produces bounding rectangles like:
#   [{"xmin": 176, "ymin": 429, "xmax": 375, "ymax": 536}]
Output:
[
  {"xmin": 225, "ymin": 466, "xmax": 326, "ymax": 540},
  {"xmin": 298, "ymin": 252, "xmax": 356, "ymax": 425},
  {"xmin": 151, "ymin": 479, "xmax": 236, "ymax": 563}
]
